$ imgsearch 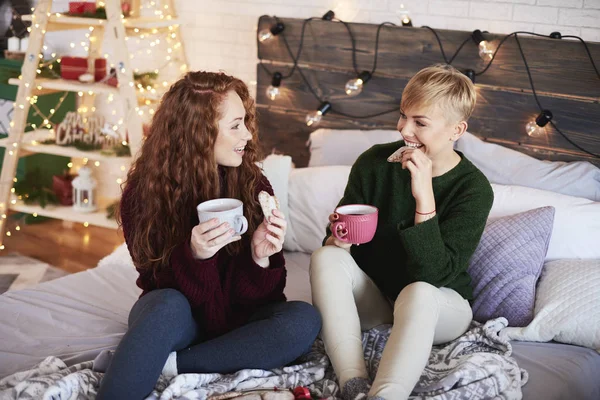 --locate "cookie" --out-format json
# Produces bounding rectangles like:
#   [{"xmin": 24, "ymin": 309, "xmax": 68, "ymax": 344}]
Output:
[
  {"xmin": 387, "ymin": 146, "xmax": 410, "ymax": 163},
  {"xmin": 258, "ymin": 190, "xmax": 280, "ymax": 223}
]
